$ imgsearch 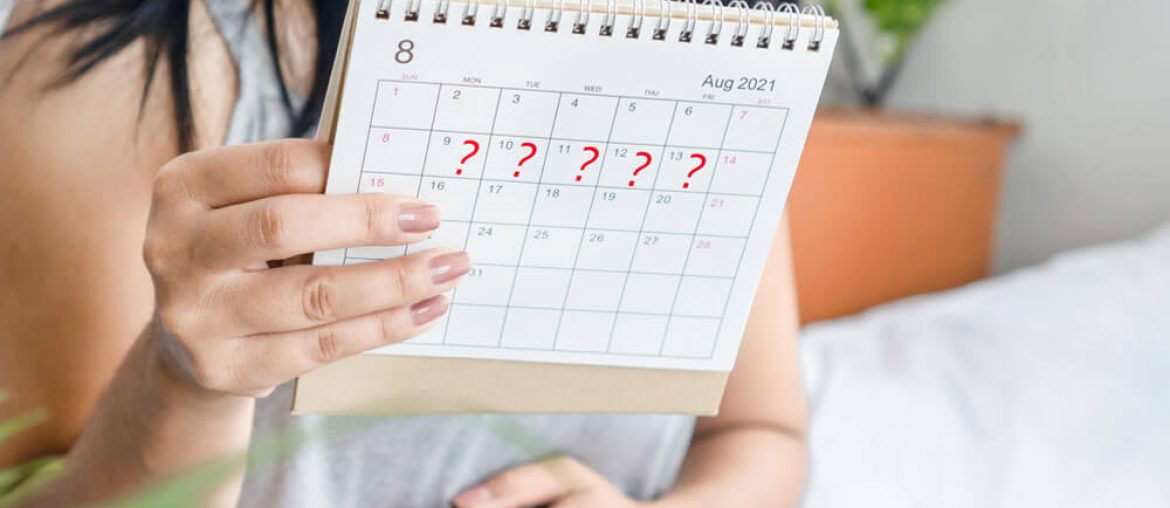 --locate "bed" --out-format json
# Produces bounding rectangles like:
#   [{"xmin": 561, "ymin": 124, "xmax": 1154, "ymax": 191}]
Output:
[{"xmin": 798, "ymin": 223, "xmax": 1170, "ymax": 507}]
